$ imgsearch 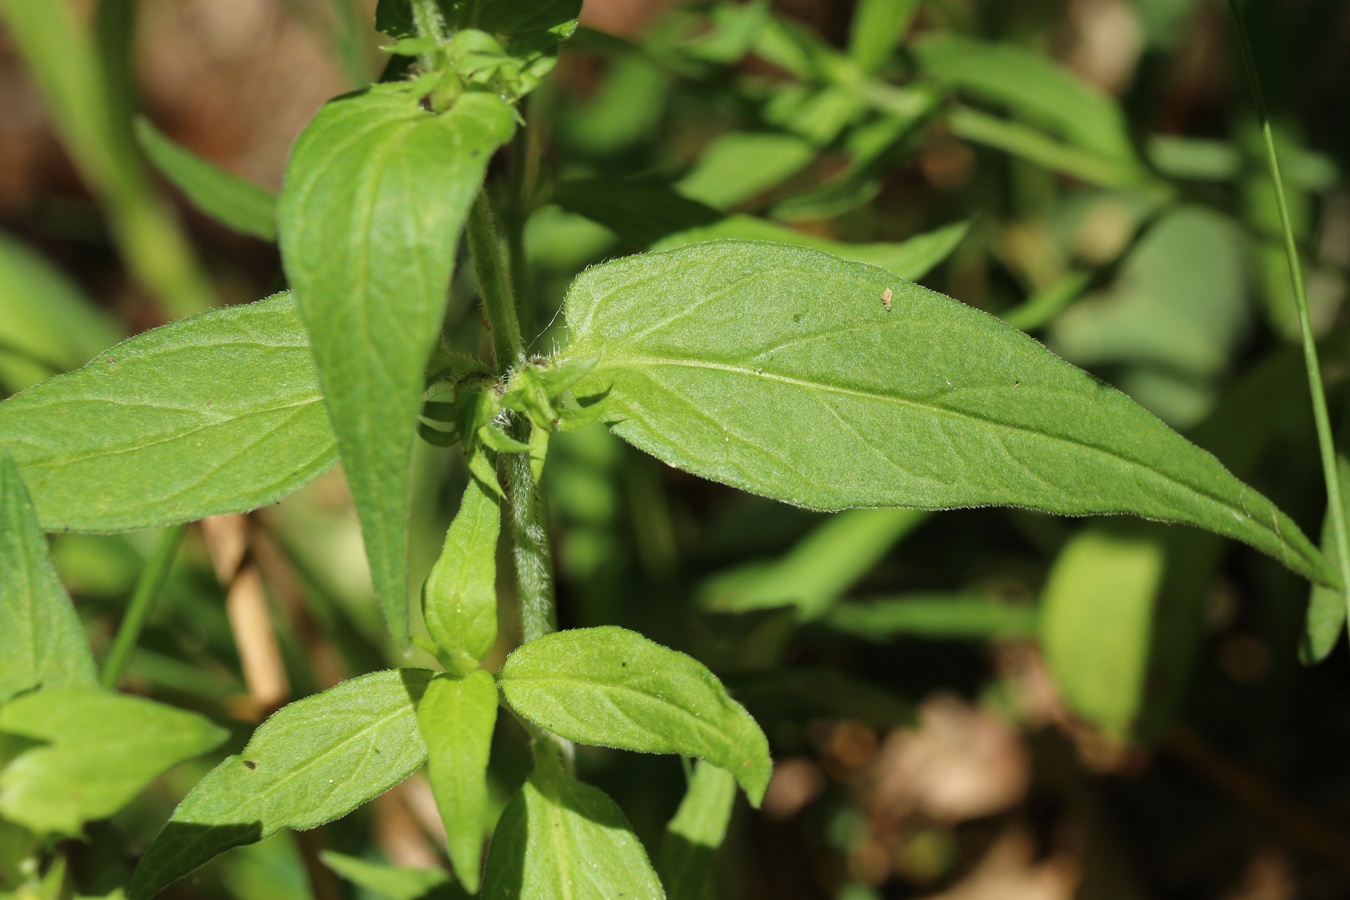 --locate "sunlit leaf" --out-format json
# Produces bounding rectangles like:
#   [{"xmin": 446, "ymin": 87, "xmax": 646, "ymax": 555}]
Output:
[
  {"xmin": 562, "ymin": 241, "xmax": 1330, "ymax": 585},
  {"xmin": 0, "ymin": 293, "xmax": 335, "ymax": 533},
  {"xmin": 279, "ymin": 85, "xmax": 514, "ymax": 645}
]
